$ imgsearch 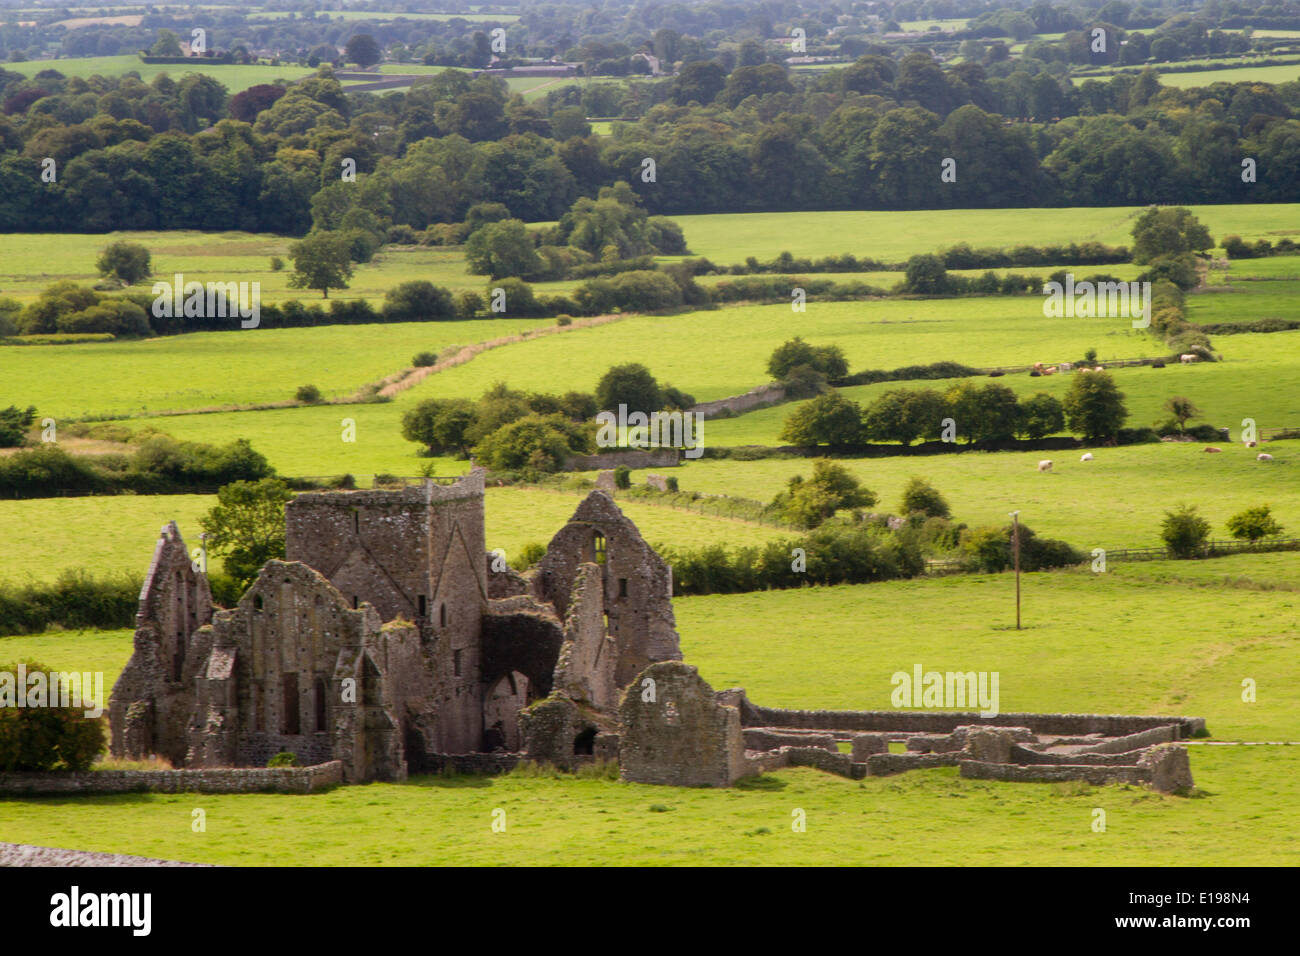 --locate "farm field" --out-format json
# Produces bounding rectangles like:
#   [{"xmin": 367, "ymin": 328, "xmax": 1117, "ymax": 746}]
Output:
[
  {"xmin": 657, "ymin": 438, "xmax": 1299, "ymax": 550},
  {"xmin": 1225, "ymin": 255, "xmax": 1300, "ymax": 278},
  {"xmin": 1186, "ymin": 280, "xmax": 1300, "ymax": 324},
  {"xmin": 1155, "ymin": 63, "xmax": 1300, "ymax": 88},
  {"xmin": 2, "ymin": 555, "xmax": 1298, "ymax": 865},
  {"xmin": 672, "ymin": 204, "xmax": 1300, "ymax": 263},
  {"xmin": 3, "ymin": 318, "xmax": 551, "ymax": 419},
  {"xmin": 0, "ymin": 486, "xmax": 786, "ymax": 586},
  {"xmin": 5, "ymin": 55, "xmax": 318, "ymax": 93}
]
